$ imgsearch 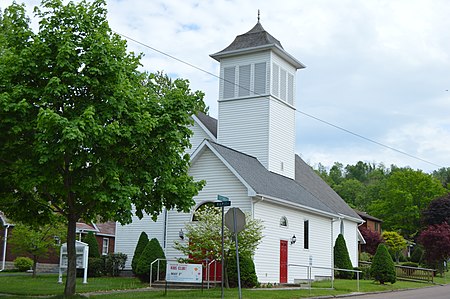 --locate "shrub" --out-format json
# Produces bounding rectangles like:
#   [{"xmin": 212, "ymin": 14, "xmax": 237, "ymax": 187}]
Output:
[
  {"xmin": 334, "ymin": 234, "xmax": 353, "ymax": 279},
  {"xmin": 104, "ymin": 253, "xmax": 127, "ymax": 276},
  {"xmin": 401, "ymin": 262, "xmax": 419, "ymax": 267},
  {"xmin": 410, "ymin": 245, "xmax": 424, "ymax": 264},
  {"xmin": 227, "ymin": 251, "xmax": 258, "ymax": 288},
  {"xmin": 77, "ymin": 257, "xmax": 104, "ymax": 277},
  {"xmin": 135, "ymin": 238, "xmax": 166, "ymax": 282},
  {"xmin": 83, "ymin": 231, "xmax": 100, "ymax": 258},
  {"xmin": 359, "ymin": 252, "xmax": 372, "ymax": 262},
  {"xmin": 132, "ymin": 232, "xmax": 149, "ymax": 274},
  {"xmin": 14, "ymin": 257, "xmax": 33, "ymax": 272},
  {"xmin": 370, "ymin": 244, "xmax": 396, "ymax": 284}
]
